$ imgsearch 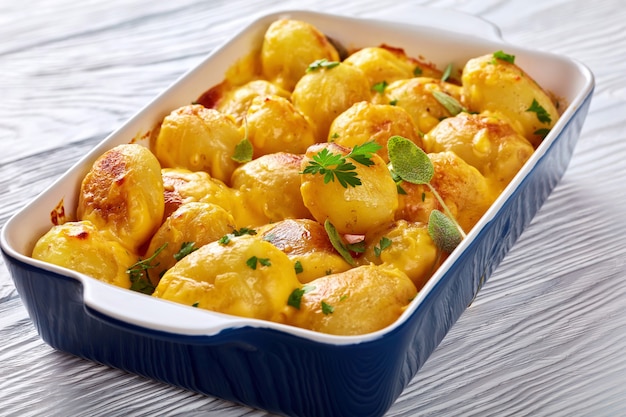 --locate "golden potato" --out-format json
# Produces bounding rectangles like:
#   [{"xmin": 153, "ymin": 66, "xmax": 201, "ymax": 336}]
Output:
[
  {"xmin": 328, "ymin": 101, "xmax": 422, "ymax": 162},
  {"xmin": 292, "ymin": 62, "xmax": 371, "ymax": 140},
  {"xmin": 153, "ymin": 235, "xmax": 300, "ymax": 322},
  {"xmin": 397, "ymin": 151, "xmax": 495, "ymax": 233},
  {"xmin": 285, "ymin": 264, "xmax": 417, "ymax": 335},
  {"xmin": 230, "ymin": 152, "xmax": 312, "ymax": 227},
  {"xmin": 77, "ymin": 143, "xmax": 164, "ymax": 252},
  {"xmin": 343, "ymin": 46, "xmax": 416, "ymax": 86},
  {"xmin": 423, "ymin": 112, "xmax": 535, "ymax": 193},
  {"xmin": 153, "ymin": 104, "xmax": 242, "ymax": 184},
  {"xmin": 144, "ymin": 202, "xmax": 237, "ymax": 286},
  {"xmin": 161, "ymin": 168, "xmax": 239, "ymax": 220},
  {"xmin": 300, "ymin": 142, "xmax": 398, "ymax": 235},
  {"xmin": 32, "ymin": 220, "xmax": 136, "ymax": 289},
  {"xmin": 361, "ymin": 220, "xmax": 438, "ymax": 290},
  {"xmin": 261, "ymin": 19, "xmax": 340, "ymax": 91},
  {"xmin": 246, "ymin": 95, "xmax": 317, "ymax": 157},
  {"xmin": 257, "ymin": 219, "xmax": 352, "ymax": 283},
  {"xmin": 215, "ymin": 80, "xmax": 291, "ymax": 124},
  {"xmin": 462, "ymin": 53, "xmax": 560, "ymax": 147},
  {"xmin": 374, "ymin": 77, "xmax": 463, "ymax": 134}
]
